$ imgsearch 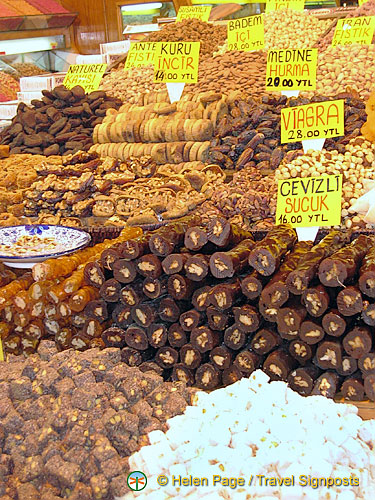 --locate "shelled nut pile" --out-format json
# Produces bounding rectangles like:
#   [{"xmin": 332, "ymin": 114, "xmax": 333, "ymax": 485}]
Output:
[
  {"xmin": 211, "ymin": 165, "xmax": 277, "ymax": 224},
  {"xmin": 0, "ymin": 341, "xmax": 195, "ymax": 499},
  {"xmin": 0, "ymin": 71, "xmax": 19, "ymax": 102},
  {"xmin": 91, "ymin": 91, "xmax": 228, "ymax": 165},
  {"xmin": 144, "ymin": 18, "xmax": 227, "ymax": 57},
  {"xmin": 10, "ymin": 217, "xmax": 373, "ymax": 402},
  {"xmin": 311, "ymin": 44, "xmax": 375, "ymax": 100},
  {"xmin": 0, "ymin": 85, "xmax": 122, "ymax": 156},
  {"xmin": 125, "ymin": 370, "xmax": 375, "ymax": 500},
  {"xmin": 275, "ymin": 137, "xmax": 375, "ymax": 228},
  {"xmin": 184, "ymin": 51, "xmax": 267, "ymax": 98},
  {"xmin": 264, "ymin": 9, "xmax": 333, "ymax": 49},
  {"xmin": 100, "ymin": 65, "xmax": 165, "ymax": 104}
]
